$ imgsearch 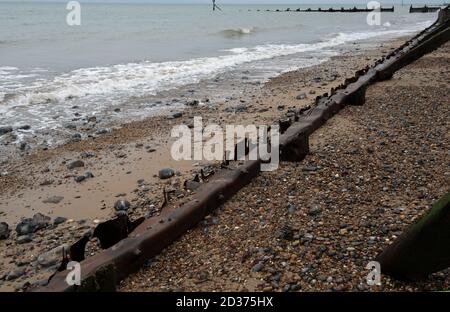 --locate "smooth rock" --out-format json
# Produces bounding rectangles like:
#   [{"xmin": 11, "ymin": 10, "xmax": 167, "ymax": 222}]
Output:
[
  {"xmin": 15, "ymin": 213, "xmax": 50, "ymax": 235},
  {"xmin": 171, "ymin": 112, "xmax": 183, "ymax": 119},
  {"xmin": 0, "ymin": 126, "xmax": 13, "ymax": 135},
  {"xmin": 43, "ymin": 196, "xmax": 64, "ymax": 204},
  {"xmin": 114, "ymin": 200, "xmax": 131, "ymax": 211},
  {"xmin": 296, "ymin": 92, "xmax": 307, "ymax": 100},
  {"xmin": 6, "ymin": 268, "xmax": 26, "ymax": 281},
  {"xmin": 0, "ymin": 222, "xmax": 10, "ymax": 239},
  {"xmin": 17, "ymin": 234, "xmax": 33, "ymax": 244},
  {"xmin": 252, "ymin": 262, "xmax": 264, "ymax": 272},
  {"xmin": 74, "ymin": 175, "xmax": 86, "ymax": 183},
  {"xmin": 37, "ymin": 244, "xmax": 69, "ymax": 268},
  {"xmin": 185, "ymin": 180, "xmax": 201, "ymax": 191},
  {"xmin": 53, "ymin": 217, "xmax": 67, "ymax": 225},
  {"xmin": 67, "ymin": 160, "xmax": 84, "ymax": 170},
  {"xmin": 18, "ymin": 125, "xmax": 31, "ymax": 130},
  {"xmin": 159, "ymin": 168, "xmax": 175, "ymax": 179}
]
